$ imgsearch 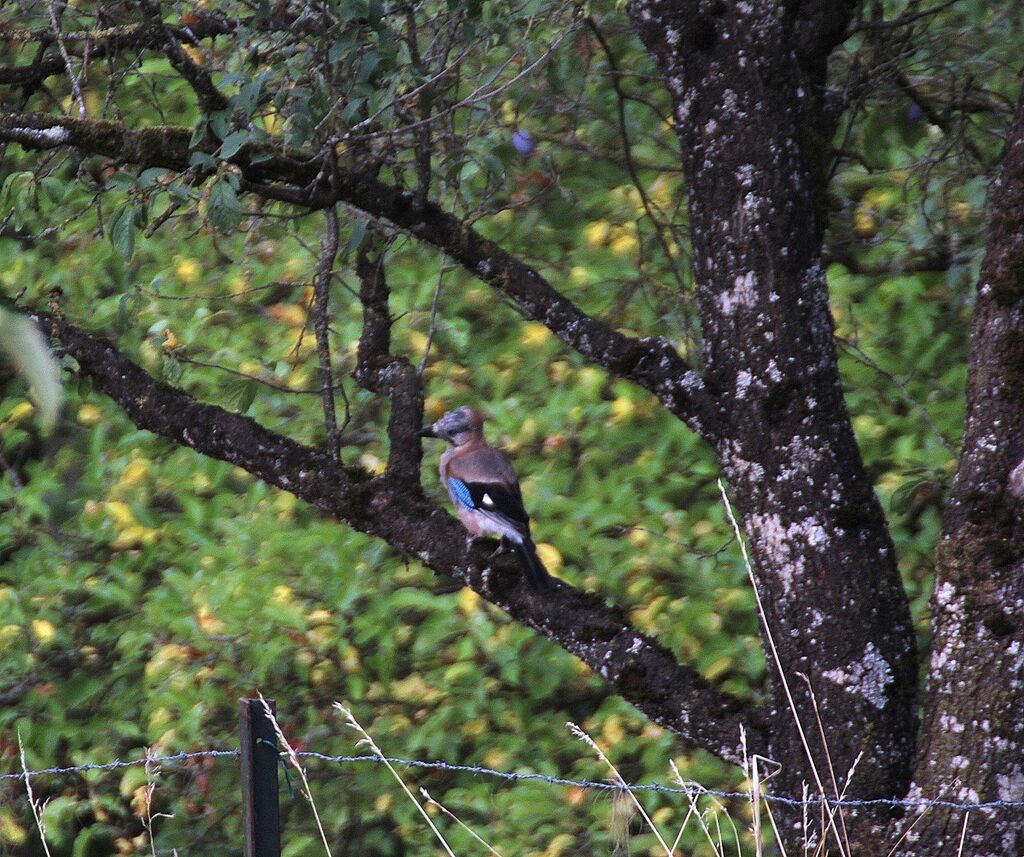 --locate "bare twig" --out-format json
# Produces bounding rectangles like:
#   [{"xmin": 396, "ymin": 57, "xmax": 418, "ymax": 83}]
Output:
[
  {"xmin": 313, "ymin": 207, "xmax": 342, "ymax": 461},
  {"xmin": 418, "ymin": 261, "xmax": 451, "ymax": 377},
  {"xmin": 175, "ymin": 355, "xmax": 344, "ymax": 395},
  {"xmin": 45, "ymin": 0, "xmax": 87, "ymax": 118},
  {"xmin": 837, "ymin": 337, "xmax": 957, "ymax": 456}
]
